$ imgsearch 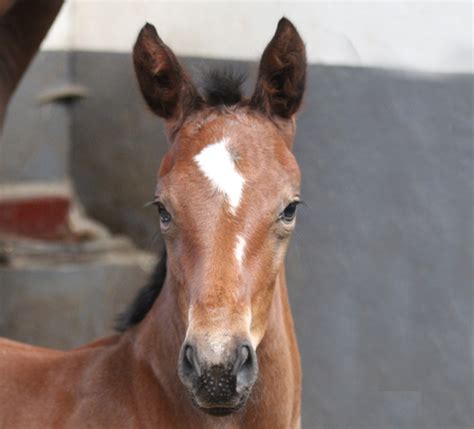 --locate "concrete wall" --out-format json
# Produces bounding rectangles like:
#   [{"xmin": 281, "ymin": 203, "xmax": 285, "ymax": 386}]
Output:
[
  {"xmin": 0, "ymin": 237, "xmax": 154, "ymax": 349},
  {"xmin": 0, "ymin": 51, "xmax": 70, "ymax": 183},
  {"xmin": 1, "ymin": 2, "xmax": 472, "ymax": 428}
]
